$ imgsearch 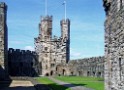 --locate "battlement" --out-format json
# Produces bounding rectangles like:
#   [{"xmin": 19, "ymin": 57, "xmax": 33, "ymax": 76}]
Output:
[
  {"xmin": 68, "ymin": 56, "xmax": 104, "ymax": 77},
  {"xmin": 0, "ymin": 2, "xmax": 7, "ymax": 8},
  {"xmin": 8, "ymin": 48, "xmax": 39, "ymax": 77},
  {"xmin": 70, "ymin": 56, "xmax": 104, "ymax": 63},
  {"xmin": 60, "ymin": 19, "xmax": 70, "ymax": 25},
  {"xmin": 103, "ymin": 0, "xmax": 111, "ymax": 14},
  {"xmin": 8, "ymin": 48, "xmax": 36, "ymax": 55},
  {"xmin": 41, "ymin": 15, "xmax": 52, "ymax": 21}
]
